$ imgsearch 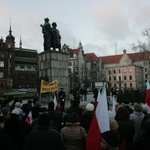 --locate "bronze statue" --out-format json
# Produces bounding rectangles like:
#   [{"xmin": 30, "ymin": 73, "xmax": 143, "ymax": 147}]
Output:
[
  {"xmin": 51, "ymin": 22, "xmax": 61, "ymax": 51},
  {"xmin": 40, "ymin": 18, "xmax": 53, "ymax": 51},
  {"xmin": 40, "ymin": 18, "xmax": 61, "ymax": 51}
]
